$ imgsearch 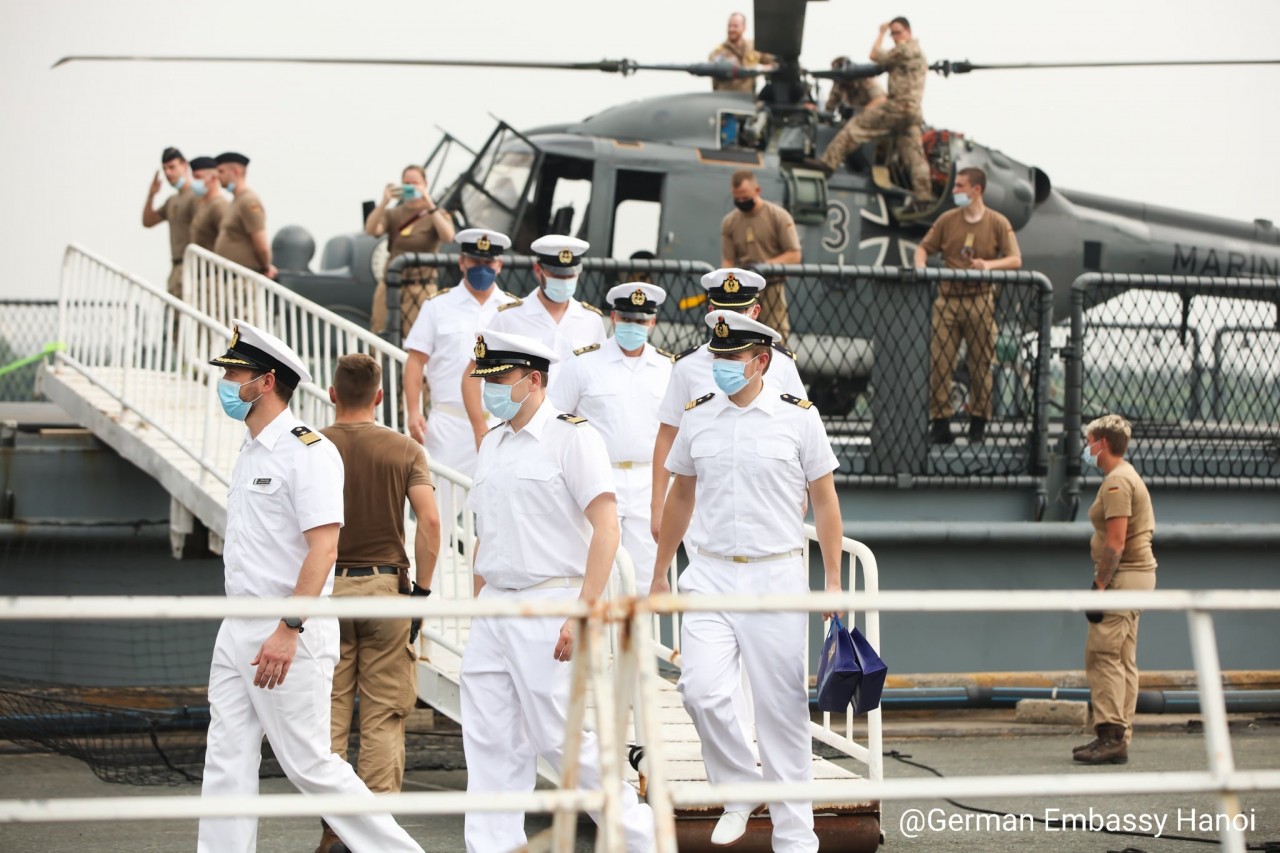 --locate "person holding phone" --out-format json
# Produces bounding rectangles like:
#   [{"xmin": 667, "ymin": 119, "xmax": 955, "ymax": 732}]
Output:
[{"xmin": 365, "ymin": 165, "xmax": 456, "ymax": 338}]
